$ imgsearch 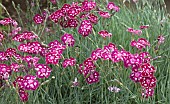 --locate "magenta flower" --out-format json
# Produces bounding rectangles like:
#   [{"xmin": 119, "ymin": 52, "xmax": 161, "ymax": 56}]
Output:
[
  {"xmin": 13, "ymin": 31, "xmax": 37, "ymax": 42},
  {"xmin": 49, "ymin": 9, "xmax": 64, "ymax": 23},
  {"xmin": 83, "ymin": 69, "xmax": 99, "ymax": 84},
  {"xmin": 33, "ymin": 14, "xmax": 44, "ymax": 24},
  {"xmin": 62, "ymin": 57, "xmax": 76, "ymax": 68},
  {"xmin": 0, "ymin": 52, "xmax": 8, "ymax": 61},
  {"xmin": 45, "ymin": 52, "xmax": 61, "ymax": 65},
  {"xmin": 68, "ymin": 19, "xmax": 78, "ymax": 28},
  {"xmin": 10, "ymin": 63, "xmax": 24, "ymax": 72},
  {"xmin": 78, "ymin": 20, "xmax": 92, "ymax": 37},
  {"xmin": 18, "ymin": 88, "xmax": 29, "ymax": 102},
  {"xmin": 98, "ymin": 11, "xmax": 111, "ymax": 18},
  {"xmin": 157, "ymin": 35, "xmax": 165, "ymax": 44},
  {"xmin": 98, "ymin": 30, "xmax": 112, "ymax": 38},
  {"xmin": 0, "ymin": 64, "xmax": 11, "ymax": 80},
  {"xmin": 130, "ymin": 38, "xmax": 150, "ymax": 50},
  {"xmin": 127, "ymin": 27, "xmax": 142, "ymax": 36},
  {"xmin": 130, "ymin": 71, "xmax": 142, "ymax": 82},
  {"xmin": 23, "ymin": 75, "xmax": 39, "ymax": 90},
  {"xmin": 111, "ymin": 50, "xmax": 123, "ymax": 62},
  {"xmin": 67, "ymin": 4, "xmax": 81, "ymax": 19},
  {"xmin": 61, "ymin": 33, "xmax": 75, "ymax": 46},
  {"xmin": 81, "ymin": 0, "xmax": 96, "ymax": 11},
  {"xmin": 35, "ymin": 64, "xmax": 52, "ymax": 78},
  {"xmin": 5, "ymin": 48, "xmax": 16, "ymax": 57},
  {"xmin": 88, "ymin": 13, "xmax": 98, "ymax": 24},
  {"xmin": 140, "ymin": 76, "xmax": 156, "ymax": 88},
  {"xmin": 140, "ymin": 25, "xmax": 149, "ymax": 29},
  {"xmin": 107, "ymin": 2, "xmax": 120, "ymax": 12},
  {"xmin": 142, "ymin": 88, "xmax": 154, "ymax": 98},
  {"xmin": 0, "ymin": 18, "xmax": 18, "ymax": 27},
  {"xmin": 91, "ymin": 48, "xmax": 102, "ymax": 61}
]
